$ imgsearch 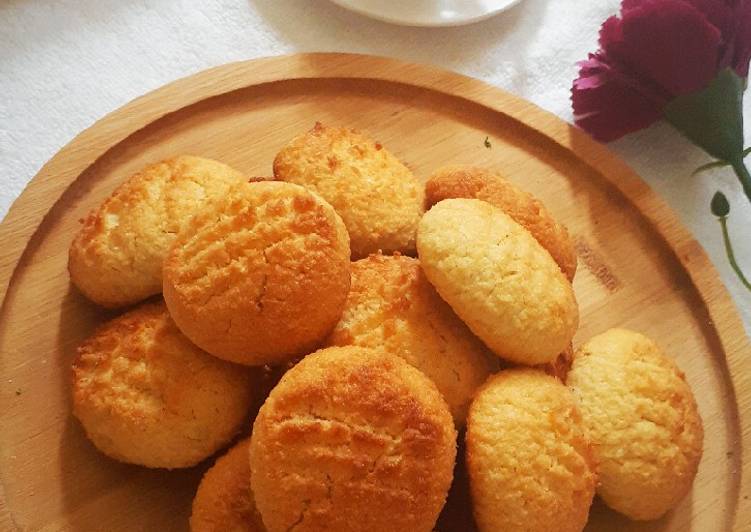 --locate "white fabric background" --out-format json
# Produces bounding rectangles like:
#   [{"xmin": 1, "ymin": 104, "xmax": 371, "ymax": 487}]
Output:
[{"xmin": 1, "ymin": 0, "xmax": 750, "ymax": 332}]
